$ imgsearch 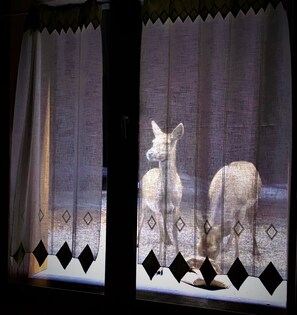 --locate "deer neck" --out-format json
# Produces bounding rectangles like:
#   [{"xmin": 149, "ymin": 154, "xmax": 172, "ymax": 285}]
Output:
[{"xmin": 158, "ymin": 154, "xmax": 178, "ymax": 184}]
